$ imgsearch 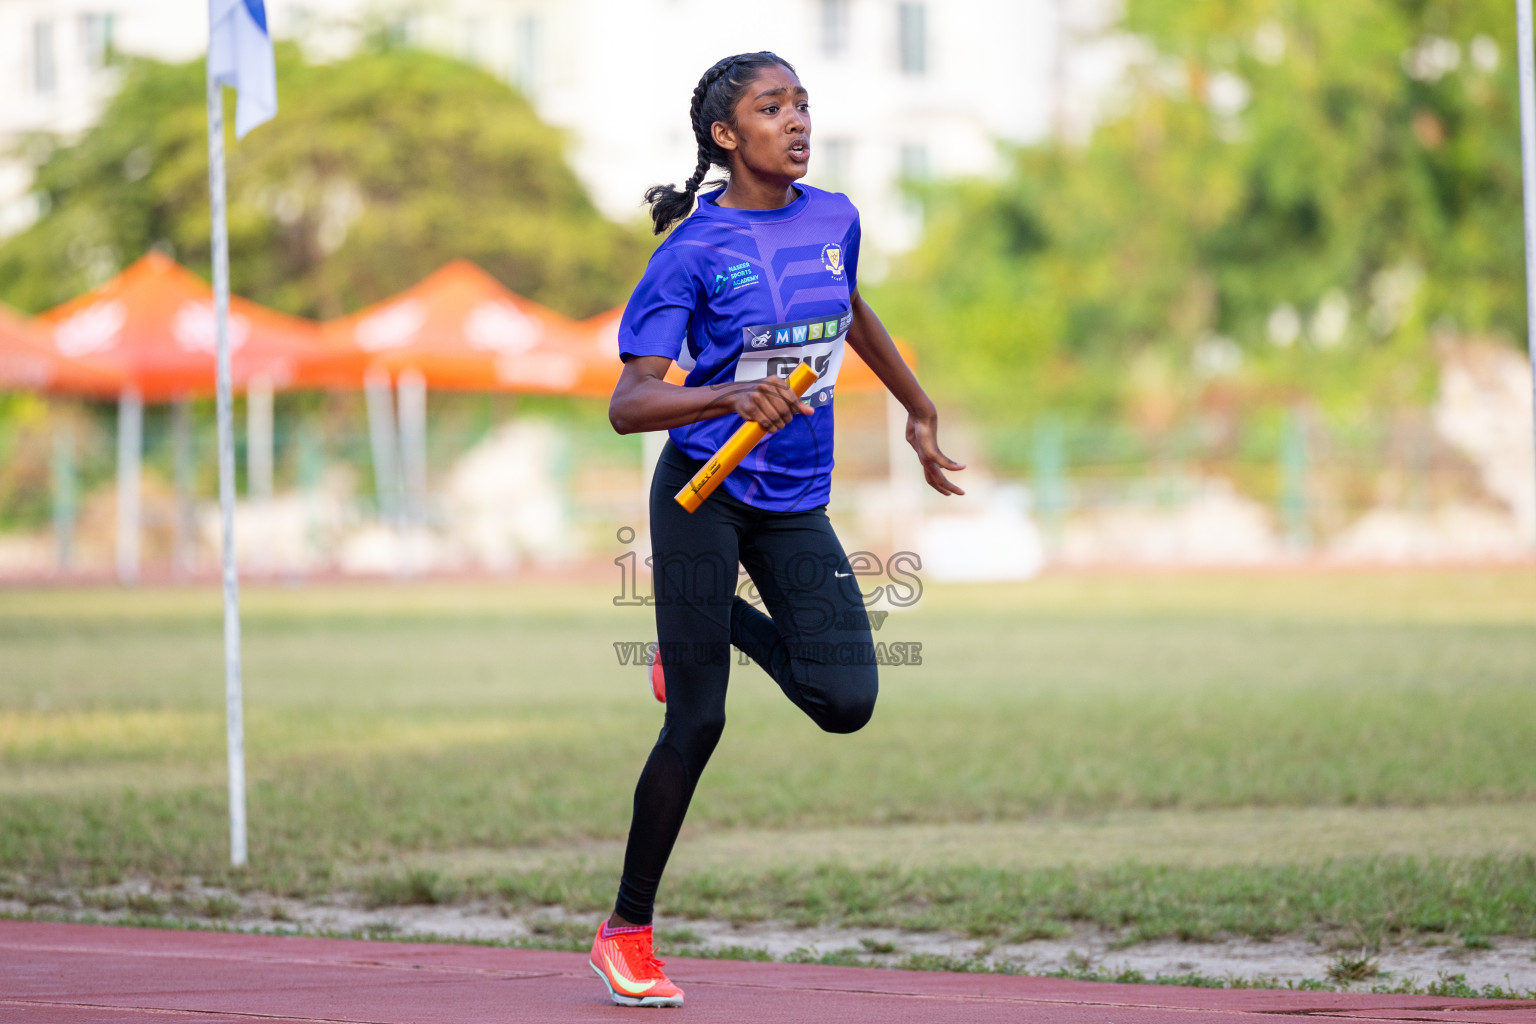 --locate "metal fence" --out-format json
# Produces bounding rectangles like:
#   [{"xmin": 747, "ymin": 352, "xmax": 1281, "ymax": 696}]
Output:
[{"xmin": 0, "ymin": 395, "xmax": 1526, "ymax": 580}]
